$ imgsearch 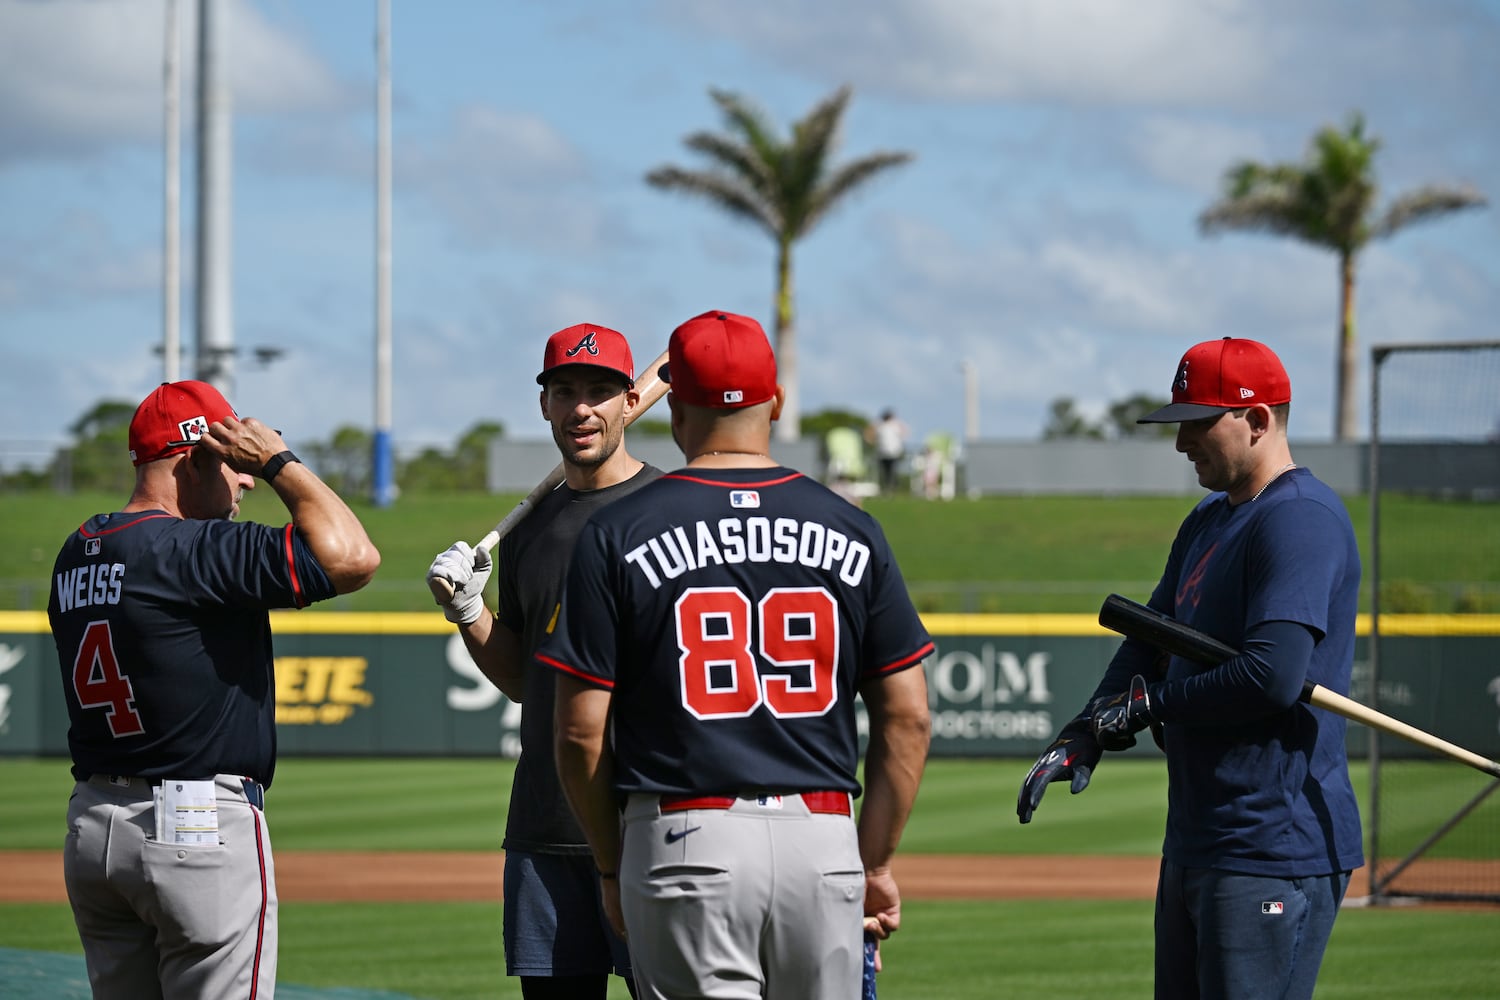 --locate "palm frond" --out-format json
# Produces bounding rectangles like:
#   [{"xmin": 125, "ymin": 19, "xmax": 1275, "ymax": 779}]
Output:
[
  {"xmin": 709, "ymin": 89, "xmax": 782, "ymax": 163},
  {"xmin": 773, "ymin": 87, "xmax": 852, "ymax": 234},
  {"xmin": 789, "ymin": 85, "xmax": 852, "ymax": 162},
  {"xmin": 1311, "ymin": 115, "xmax": 1379, "ymax": 191},
  {"xmin": 1199, "ymin": 191, "xmax": 1308, "ymax": 239},
  {"xmin": 799, "ymin": 151, "xmax": 915, "ymax": 236},
  {"xmin": 680, "ymin": 132, "xmax": 781, "ymax": 209},
  {"xmin": 643, "ymin": 166, "xmax": 781, "ymax": 237},
  {"xmin": 1374, "ymin": 185, "xmax": 1487, "ymax": 238}
]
